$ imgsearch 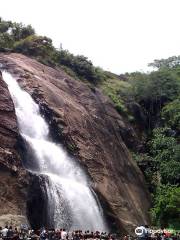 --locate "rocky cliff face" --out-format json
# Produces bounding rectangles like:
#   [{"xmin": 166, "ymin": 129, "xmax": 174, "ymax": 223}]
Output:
[
  {"xmin": 0, "ymin": 70, "xmax": 28, "ymax": 226},
  {"xmin": 0, "ymin": 69, "xmax": 51, "ymax": 229},
  {"xmin": 0, "ymin": 53, "xmax": 151, "ymax": 233}
]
